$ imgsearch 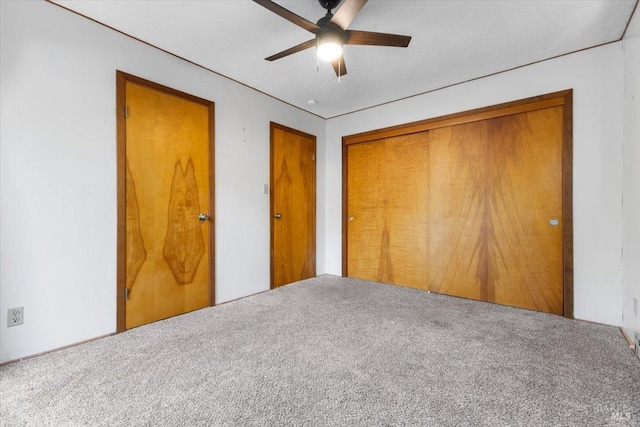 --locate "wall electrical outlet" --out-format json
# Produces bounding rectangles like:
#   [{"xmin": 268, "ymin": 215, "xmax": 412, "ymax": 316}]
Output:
[{"xmin": 7, "ymin": 307, "xmax": 23, "ymax": 327}]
